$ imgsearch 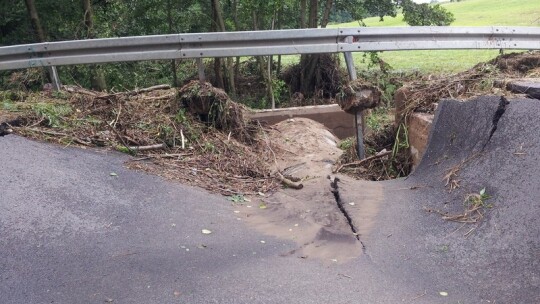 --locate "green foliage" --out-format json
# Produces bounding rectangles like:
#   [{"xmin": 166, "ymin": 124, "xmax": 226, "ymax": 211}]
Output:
[
  {"xmin": 402, "ymin": 1, "xmax": 455, "ymax": 26},
  {"xmin": 392, "ymin": 123, "xmax": 409, "ymax": 159},
  {"xmin": 1, "ymin": 0, "xmax": 209, "ymax": 91},
  {"xmin": 228, "ymin": 194, "xmax": 247, "ymax": 204},
  {"xmin": 359, "ymin": 52, "xmax": 401, "ymax": 106},
  {"xmin": 465, "ymin": 188, "xmax": 493, "ymax": 209},
  {"xmin": 4, "ymin": 0, "xmax": 532, "ymax": 97},
  {"xmin": 363, "ymin": 0, "xmax": 399, "ymax": 21},
  {"xmin": 158, "ymin": 123, "xmax": 185, "ymax": 147},
  {"xmin": 258, "ymin": 78, "xmax": 290, "ymax": 109},
  {"xmin": 1, "ymin": 90, "xmax": 24, "ymax": 102},
  {"xmin": 175, "ymin": 108, "xmax": 188, "ymax": 124},
  {"xmin": 1, "ymin": 90, "xmax": 27, "ymax": 112},
  {"xmin": 84, "ymin": 116, "xmax": 102, "ymax": 127},
  {"xmin": 272, "ymin": 78, "xmax": 289, "ymax": 105},
  {"xmin": 31, "ymin": 103, "xmax": 72, "ymax": 127},
  {"xmin": 337, "ymin": 0, "xmax": 540, "ymax": 27},
  {"xmin": 115, "ymin": 145, "xmax": 133, "ymax": 155},
  {"xmin": 362, "ymin": 0, "xmax": 455, "ymax": 25},
  {"xmin": 202, "ymin": 141, "xmax": 217, "ymax": 153},
  {"xmin": 1, "ymin": 100, "xmax": 18, "ymax": 112},
  {"xmin": 338, "ymin": 137, "xmax": 355, "ymax": 150},
  {"xmin": 366, "ymin": 108, "xmax": 392, "ymax": 132},
  {"xmin": 51, "ymin": 90, "xmax": 68, "ymax": 99},
  {"xmin": 332, "ymin": 0, "xmax": 538, "ymax": 74}
]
